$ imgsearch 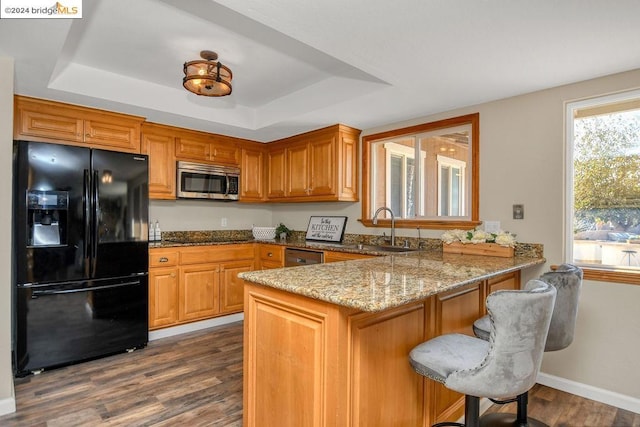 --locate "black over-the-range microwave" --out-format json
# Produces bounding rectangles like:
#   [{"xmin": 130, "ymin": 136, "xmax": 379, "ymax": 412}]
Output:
[{"xmin": 177, "ymin": 161, "xmax": 240, "ymax": 201}]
